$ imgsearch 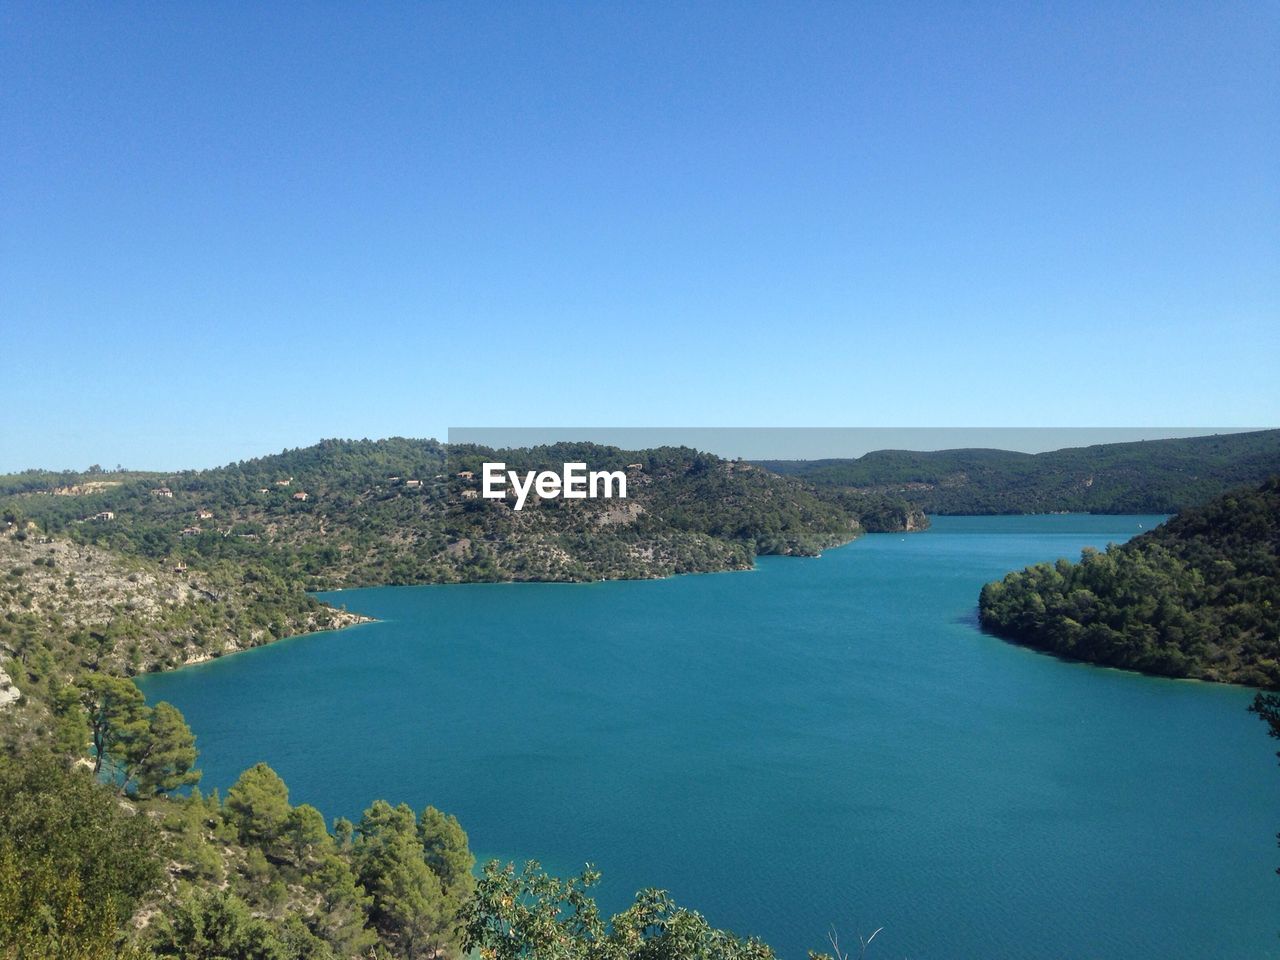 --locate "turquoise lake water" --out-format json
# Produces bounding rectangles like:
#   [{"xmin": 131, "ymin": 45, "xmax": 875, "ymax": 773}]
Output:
[{"xmin": 137, "ymin": 515, "xmax": 1278, "ymax": 959}]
